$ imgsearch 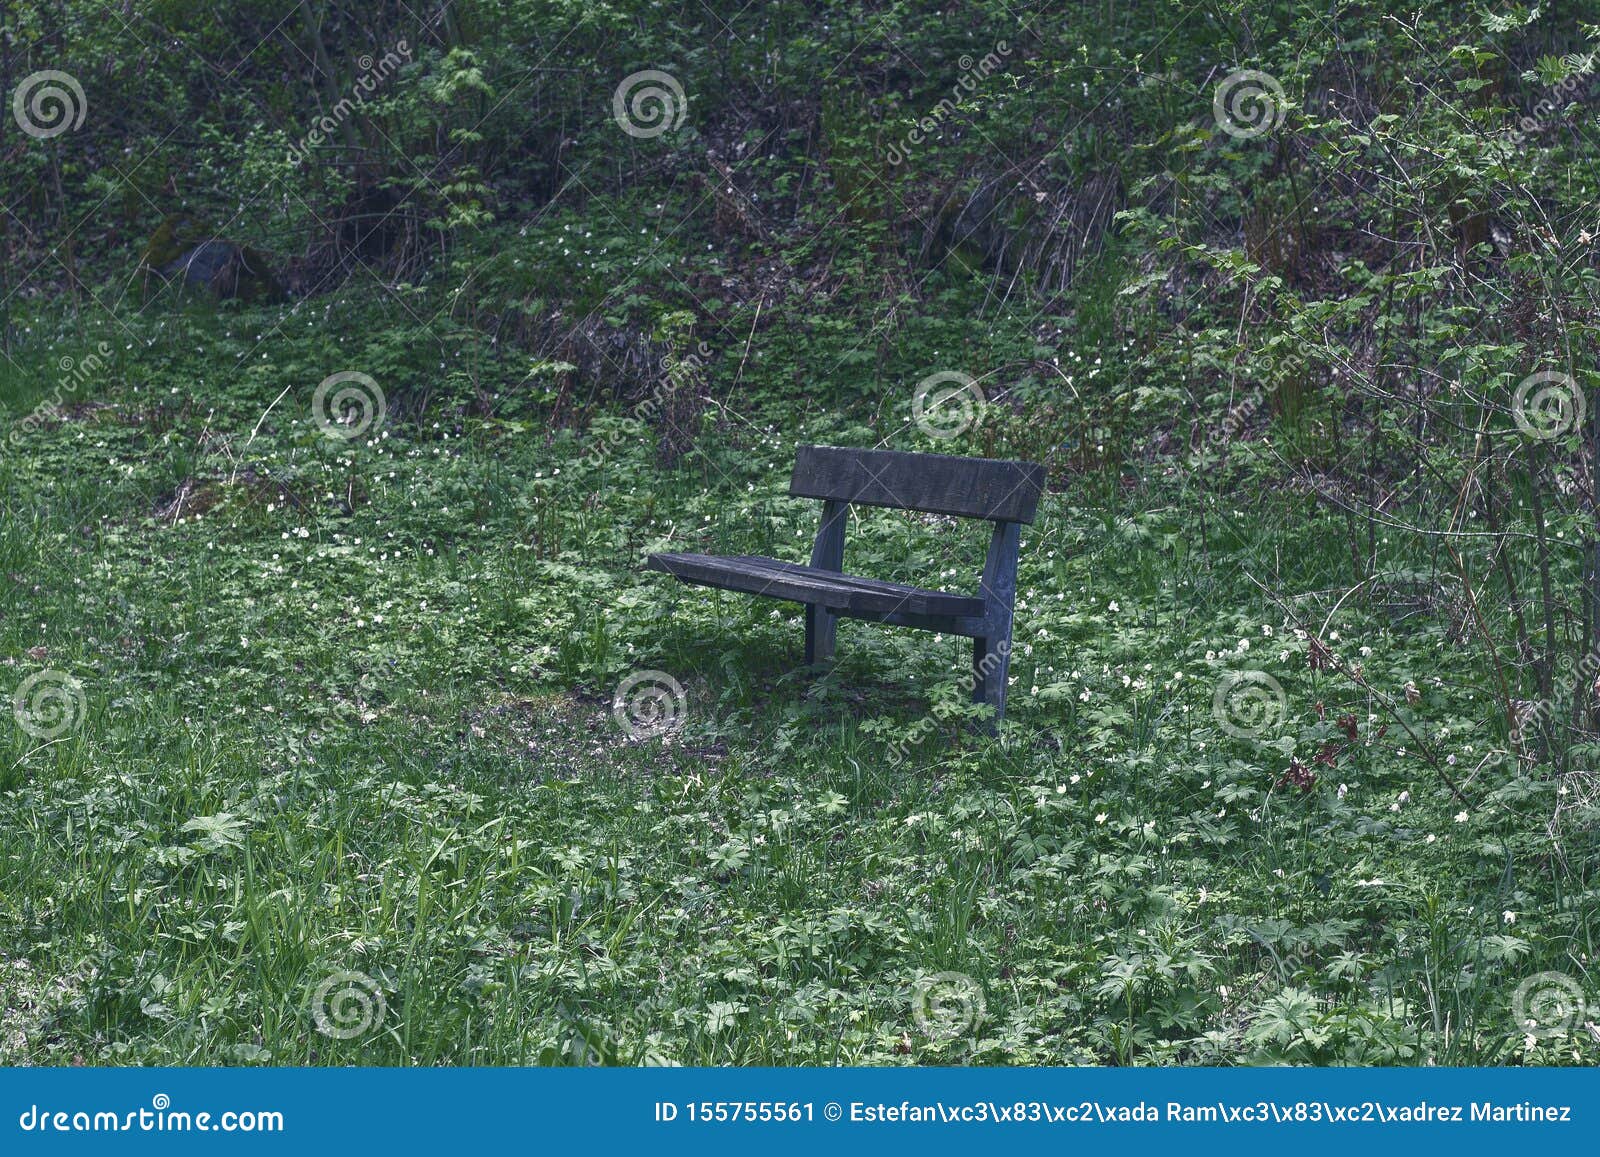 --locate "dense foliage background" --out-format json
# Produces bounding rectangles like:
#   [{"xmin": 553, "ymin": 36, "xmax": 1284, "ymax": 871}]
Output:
[{"xmin": 2, "ymin": 0, "xmax": 1599, "ymax": 1065}]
